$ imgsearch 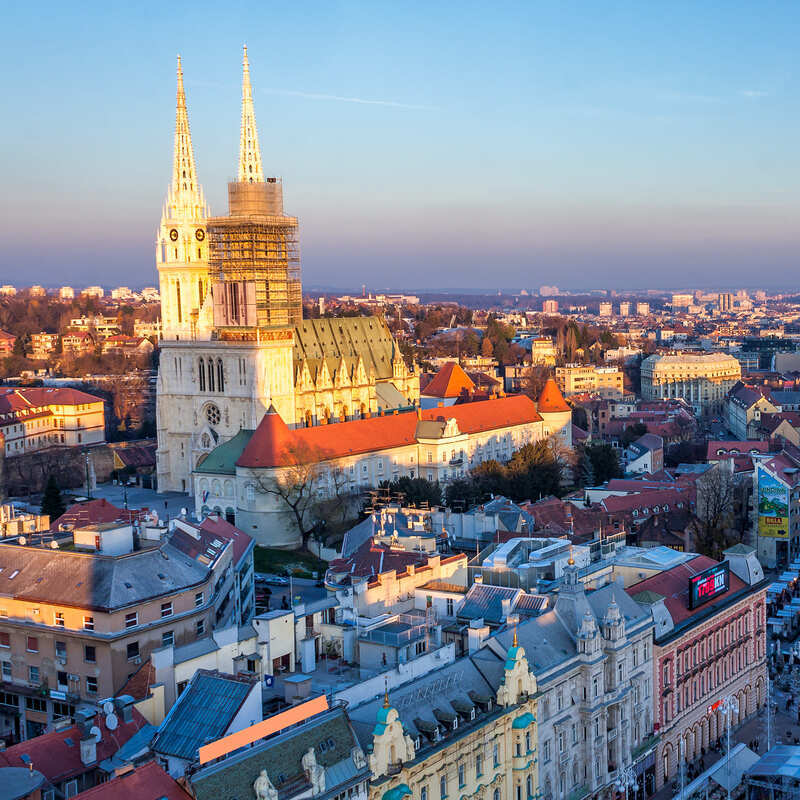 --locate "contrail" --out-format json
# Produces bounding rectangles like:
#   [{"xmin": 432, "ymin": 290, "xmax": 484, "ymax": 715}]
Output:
[{"xmin": 260, "ymin": 87, "xmax": 435, "ymax": 110}]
